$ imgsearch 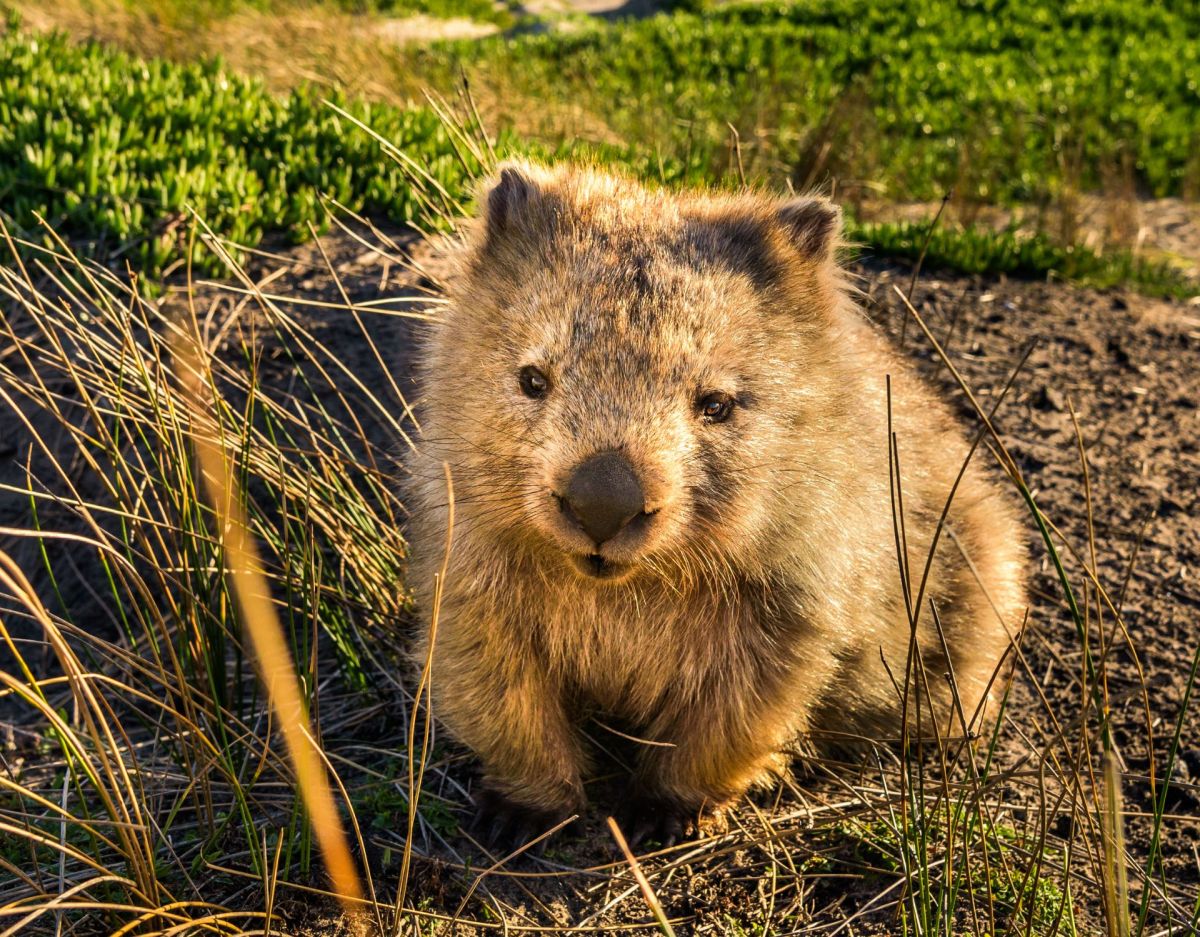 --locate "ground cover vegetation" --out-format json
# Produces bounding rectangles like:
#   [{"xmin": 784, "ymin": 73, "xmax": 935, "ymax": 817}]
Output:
[
  {"xmin": 0, "ymin": 20, "xmax": 500, "ymax": 277},
  {"xmin": 3, "ymin": 5, "xmax": 1199, "ymax": 293},
  {"xmin": 440, "ymin": 0, "xmax": 1200, "ymax": 205}
]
